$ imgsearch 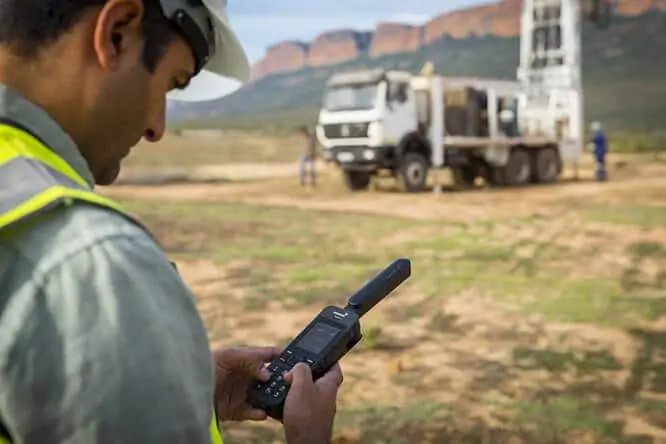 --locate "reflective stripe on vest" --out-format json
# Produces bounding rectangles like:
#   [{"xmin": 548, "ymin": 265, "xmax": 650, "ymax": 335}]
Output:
[{"xmin": 0, "ymin": 122, "xmax": 224, "ymax": 444}]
